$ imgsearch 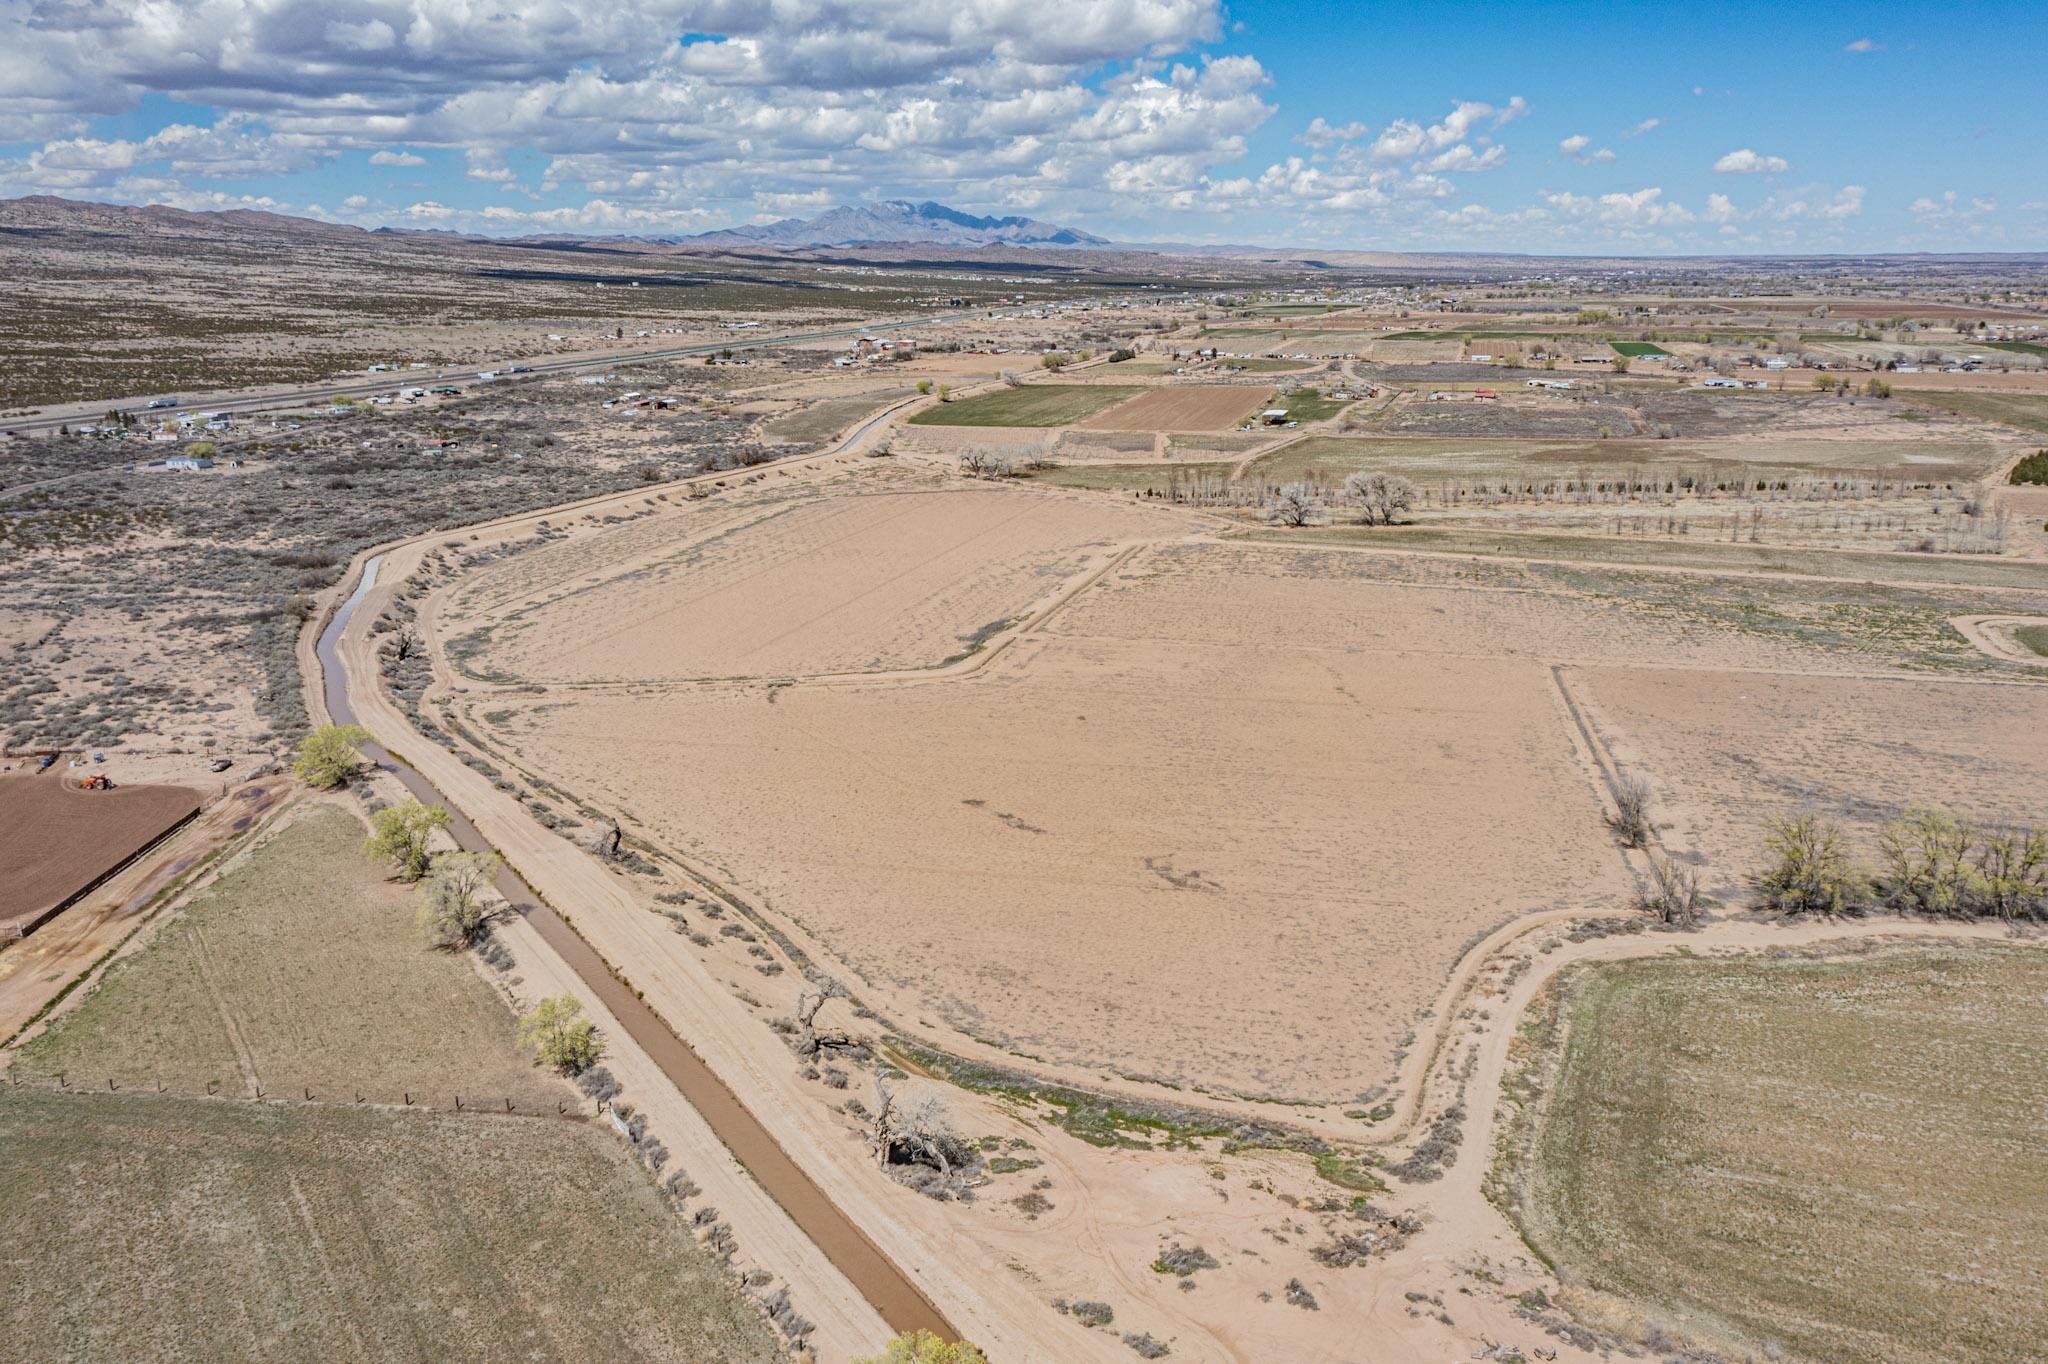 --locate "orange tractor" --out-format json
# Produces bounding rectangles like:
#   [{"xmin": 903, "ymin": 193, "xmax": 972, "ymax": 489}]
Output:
[{"xmin": 78, "ymin": 773, "xmax": 113, "ymax": 791}]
